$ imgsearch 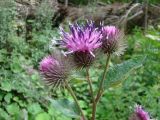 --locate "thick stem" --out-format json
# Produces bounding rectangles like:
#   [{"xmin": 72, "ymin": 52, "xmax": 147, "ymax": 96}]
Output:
[
  {"xmin": 95, "ymin": 54, "xmax": 111, "ymax": 103},
  {"xmin": 65, "ymin": 81, "xmax": 86, "ymax": 120},
  {"xmin": 86, "ymin": 68, "xmax": 96, "ymax": 120},
  {"xmin": 92, "ymin": 101, "xmax": 97, "ymax": 120}
]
